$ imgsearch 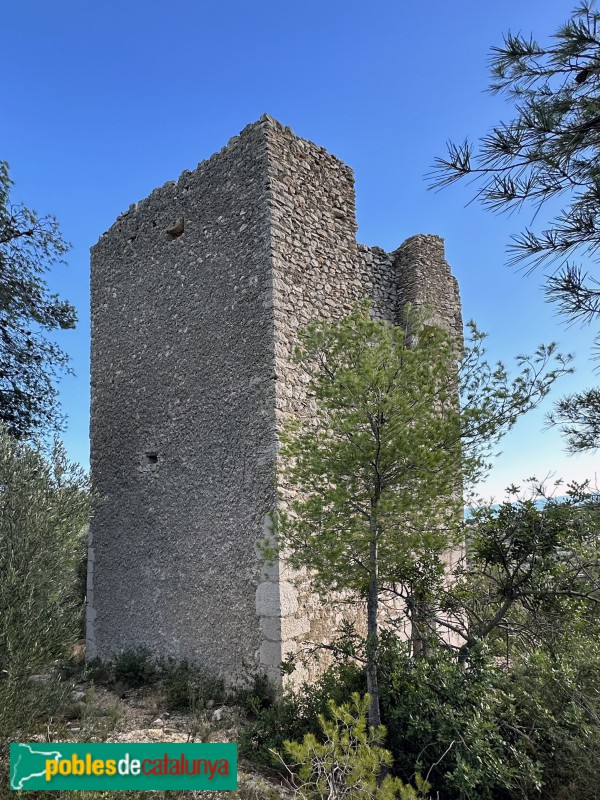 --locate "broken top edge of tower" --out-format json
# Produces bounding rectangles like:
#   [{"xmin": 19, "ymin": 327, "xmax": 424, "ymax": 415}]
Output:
[{"xmin": 96, "ymin": 114, "xmax": 451, "ymax": 260}]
